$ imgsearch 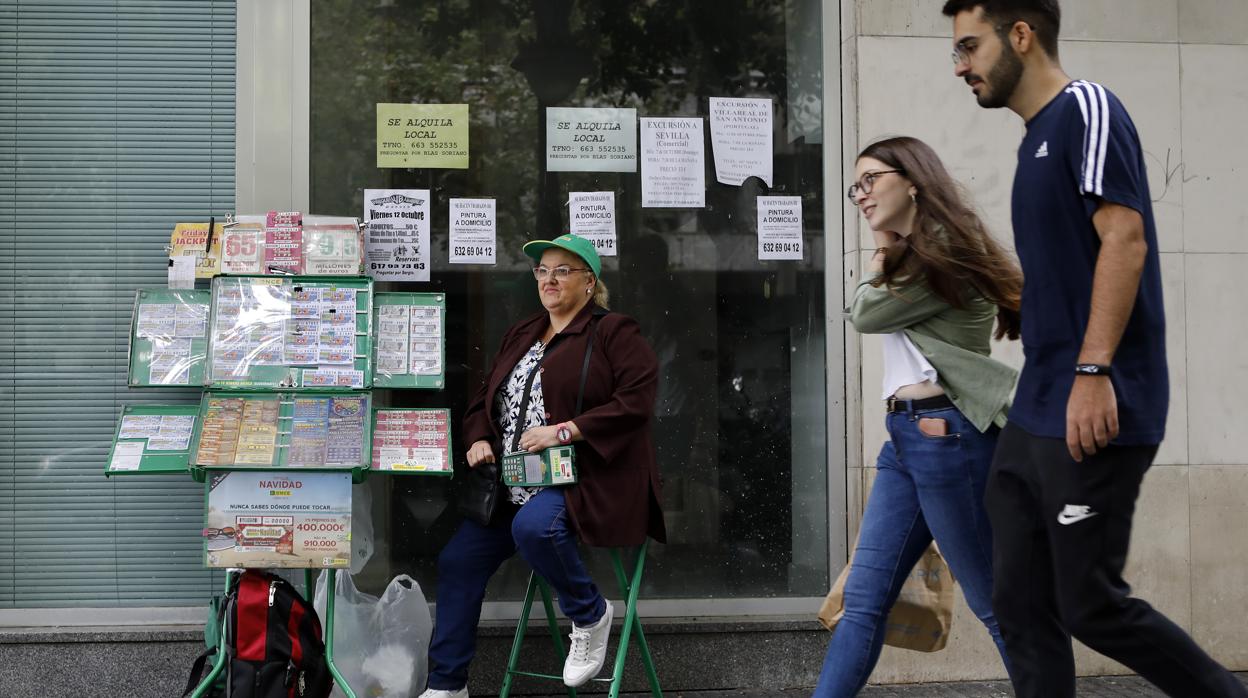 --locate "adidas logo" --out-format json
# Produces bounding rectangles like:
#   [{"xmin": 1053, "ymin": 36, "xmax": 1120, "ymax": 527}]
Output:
[{"xmin": 1035, "ymin": 141, "xmax": 1049, "ymax": 158}]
